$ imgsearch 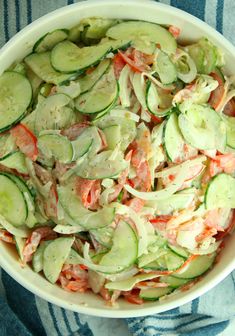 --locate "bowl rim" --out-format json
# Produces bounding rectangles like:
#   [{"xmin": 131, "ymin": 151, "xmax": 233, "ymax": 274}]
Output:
[{"xmin": 0, "ymin": 0, "xmax": 235, "ymax": 318}]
